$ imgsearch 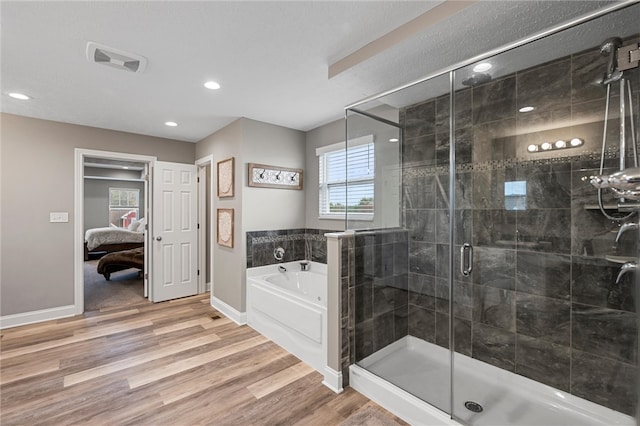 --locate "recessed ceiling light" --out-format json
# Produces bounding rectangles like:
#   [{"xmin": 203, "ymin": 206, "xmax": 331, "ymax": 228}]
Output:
[
  {"xmin": 519, "ymin": 106, "xmax": 535, "ymax": 113},
  {"xmin": 527, "ymin": 144, "xmax": 538, "ymax": 152},
  {"xmin": 204, "ymin": 81, "xmax": 221, "ymax": 90},
  {"xmin": 123, "ymin": 166, "xmax": 129, "ymax": 170},
  {"xmin": 8, "ymin": 92, "xmax": 30, "ymax": 100},
  {"xmin": 165, "ymin": 121, "xmax": 178, "ymax": 127},
  {"xmin": 472, "ymin": 62, "xmax": 492, "ymax": 73},
  {"xmin": 389, "ymin": 138, "xmax": 399, "ymax": 143},
  {"xmin": 570, "ymin": 138, "xmax": 584, "ymax": 147}
]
